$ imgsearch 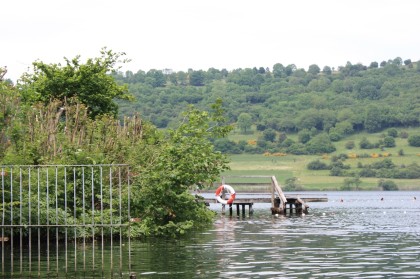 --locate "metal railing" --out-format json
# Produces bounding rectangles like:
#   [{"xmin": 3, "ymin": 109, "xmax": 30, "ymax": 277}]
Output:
[{"xmin": 0, "ymin": 164, "xmax": 132, "ymax": 278}]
